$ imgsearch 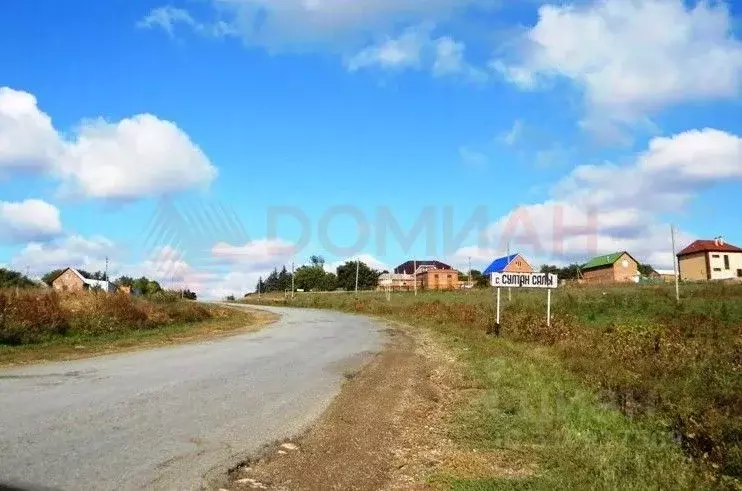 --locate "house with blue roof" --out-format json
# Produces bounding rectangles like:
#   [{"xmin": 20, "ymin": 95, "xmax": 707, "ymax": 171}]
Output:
[{"xmin": 483, "ymin": 253, "xmax": 534, "ymax": 276}]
